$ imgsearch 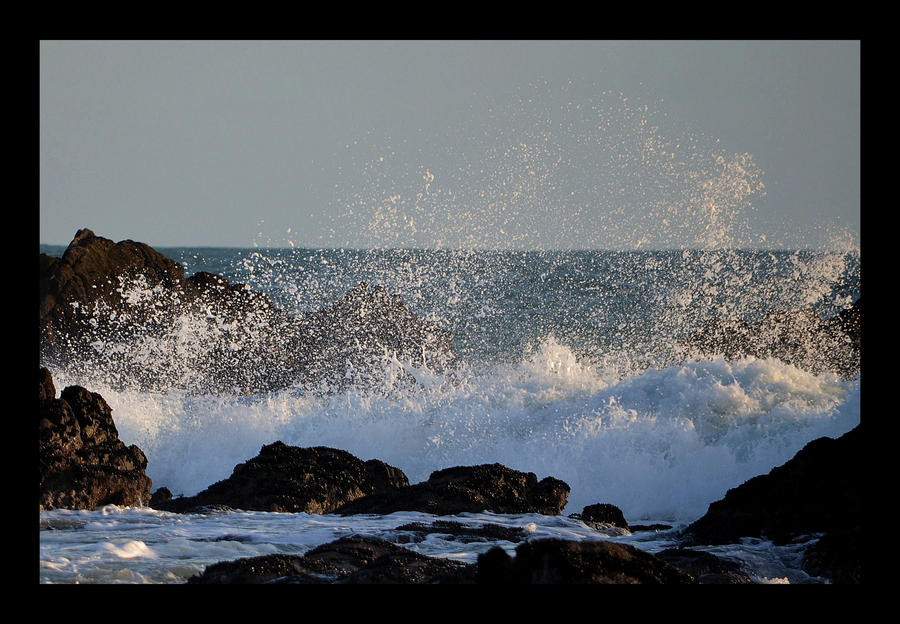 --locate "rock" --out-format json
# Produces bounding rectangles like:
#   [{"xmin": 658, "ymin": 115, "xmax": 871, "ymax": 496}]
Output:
[
  {"xmin": 655, "ymin": 548, "xmax": 753, "ymax": 584},
  {"xmin": 188, "ymin": 535, "xmax": 476, "ymax": 584},
  {"xmin": 392, "ymin": 520, "xmax": 531, "ymax": 544},
  {"xmin": 40, "ymin": 229, "xmax": 454, "ymax": 394},
  {"xmin": 570, "ymin": 503, "xmax": 629, "ymax": 529},
  {"xmin": 189, "ymin": 535, "xmax": 701, "ymax": 584},
  {"xmin": 629, "ymin": 523, "xmax": 673, "ymax": 532},
  {"xmin": 334, "ymin": 463, "xmax": 570, "ymax": 516},
  {"xmin": 801, "ymin": 527, "xmax": 862, "ymax": 584},
  {"xmin": 683, "ymin": 425, "xmax": 862, "ymax": 546},
  {"xmin": 682, "ymin": 425, "xmax": 862, "ymax": 583},
  {"xmin": 684, "ymin": 299, "xmax": 861, "ymax": 378},
  {"xmin": 151, "ymin": 441, "xmax": 408, "ymax": 514},
  {"xmin": 475, "ymin": 538, "xmax": 696, "ymax": 584},
  {"xmin": 149, "ymin": 487, "xmax": 173, "ymax": 507},
  {"xmin": 39, "ymin": 367, "xmax": 153, "ymax": 510}
]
